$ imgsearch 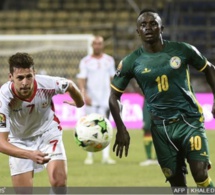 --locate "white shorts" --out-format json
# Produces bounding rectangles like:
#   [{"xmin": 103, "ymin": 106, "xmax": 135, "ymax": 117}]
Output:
[{"xmin": 9, "ymin": 126, "xmax": 67, "ymax": 176}]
